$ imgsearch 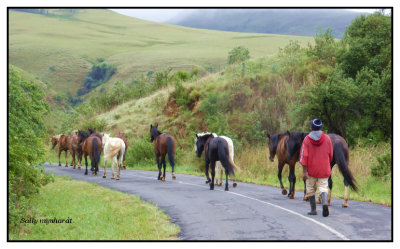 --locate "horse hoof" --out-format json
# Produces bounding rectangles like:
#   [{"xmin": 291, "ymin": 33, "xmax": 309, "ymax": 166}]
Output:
[
  {"xmin": 303, "ymin": 196, "xmax": 309, "ymax": 201},
  {"xmin": 78, "ymin": 167, "xmax": 81, "ymax": 170},
  {"xmin": 225, "ymin": 187, "xmax": 229, "ymax": 191},
  {"xmin": 172, "ymin": 175, "xmax": 176, "ymax": 180},
  {"xmin": 205, "ymin": 180, "xmax": 211, "ymax": 184},
  {"xmin": 282, "ymin": 189, "xmax": 287, "ymax": 195},
  {"xmin": 116, "ymin": 178, "xmax": 120, "ymax": 181},
  {"xmin": 342, "ymin": 203, "xmax": 348, "ymax": 208},
  {"xmin": 111, "ymin": 177, "xmax": 115, "ymax": 179},
  {"xmin": 233, "ymin": 183, "xmax": 237, "ymax": 188},
  {"xmin": 84, "ymin": 172, "xmax": 88, "ymax": 175},
  {"xmin": 103, "ymin": 176, "xmax": 106, "ymax": 178},
  {"xmin": 288, "ymin": 194, "xmax": 294, "ymax": 199},
  {"xmin": 210, "ymin": 186, "xmax": 214, "ymax": 190},
  {"xmin": 162, "ymin": 177, "xmax": 166, "ymax": 182}
]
